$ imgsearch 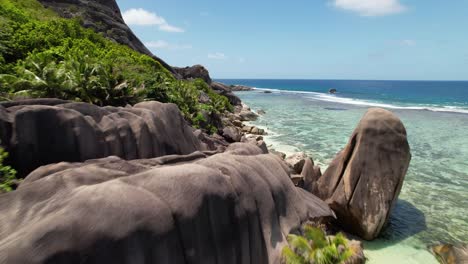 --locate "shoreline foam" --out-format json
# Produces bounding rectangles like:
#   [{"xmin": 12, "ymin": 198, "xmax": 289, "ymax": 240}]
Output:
[{"xmin": 252, "ymin": 88, "xmax": 468, "ymax": 115}]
